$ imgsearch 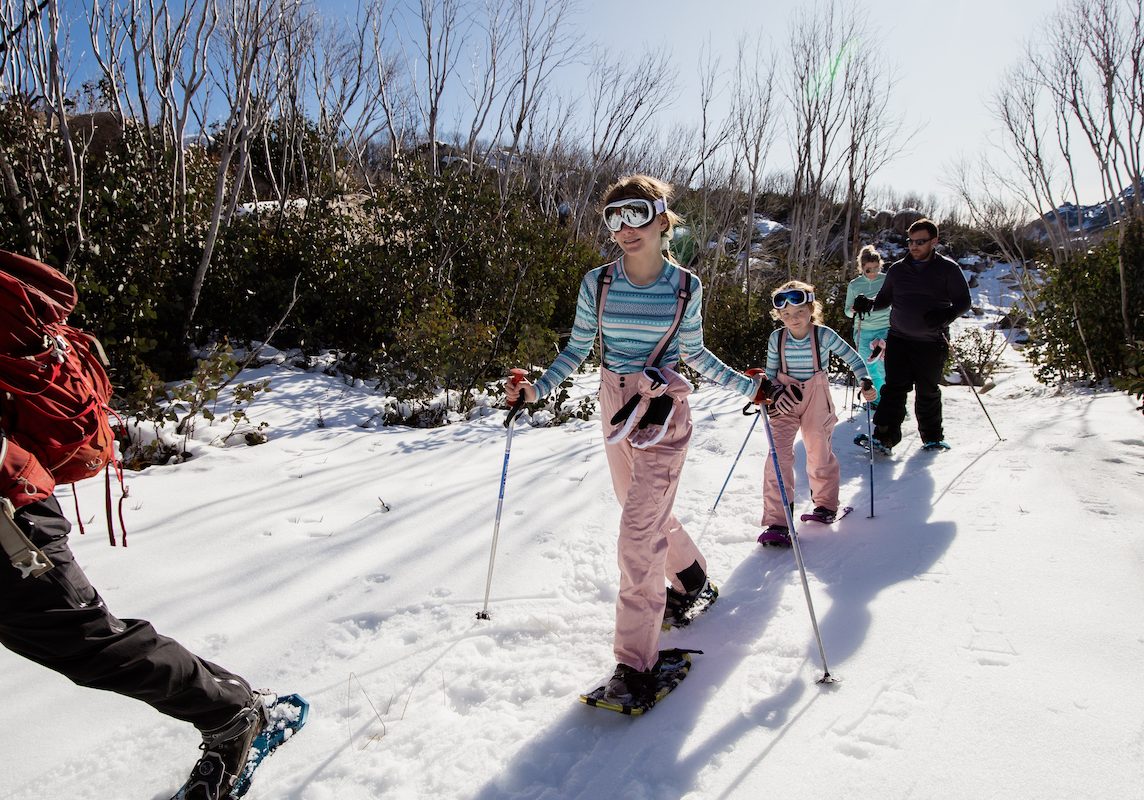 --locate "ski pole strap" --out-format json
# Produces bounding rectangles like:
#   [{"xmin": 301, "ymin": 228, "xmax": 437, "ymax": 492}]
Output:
[{"xmin": 0, "ymin": 497, "xmax": 55, "ymax": 578}]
